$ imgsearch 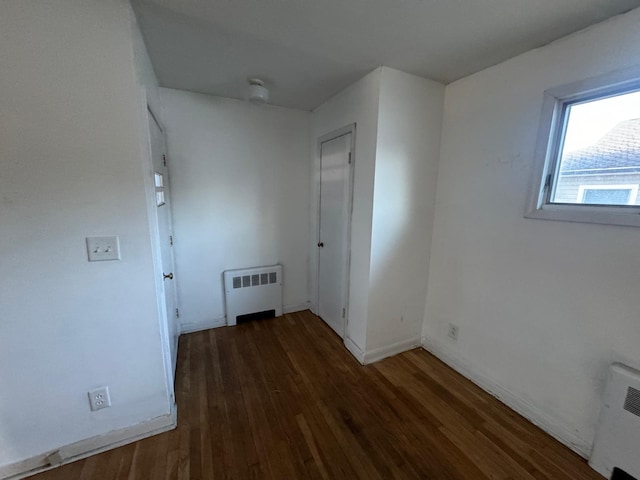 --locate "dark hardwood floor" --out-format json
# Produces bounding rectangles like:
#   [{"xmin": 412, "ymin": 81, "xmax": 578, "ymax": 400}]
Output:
[{"xmin": 30, "ymin": 311, "xmax": 601, "ymax": 479}]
